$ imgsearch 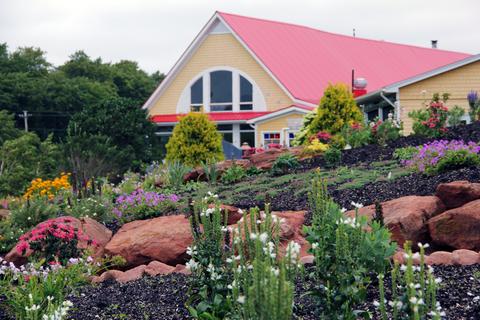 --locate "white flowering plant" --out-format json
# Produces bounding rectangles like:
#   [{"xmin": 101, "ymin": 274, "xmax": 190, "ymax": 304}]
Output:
[
  {"xmin": 186, "ymin": 192, "xmax": 234, "ymax": 319},
  {"xmin": 304, "ymin": 172, "xmax": 396, "ymax": 319},
  {"xmin": 377, "ymin": 242, "xmax": 445, "ymax": 320},
  {"xmin": 0, "ymin": 255, "xmax": 96, "ymax": 320},
  {"xmin": 229, "ymin": 205, "xmax": 301, "ymax": 320}
]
